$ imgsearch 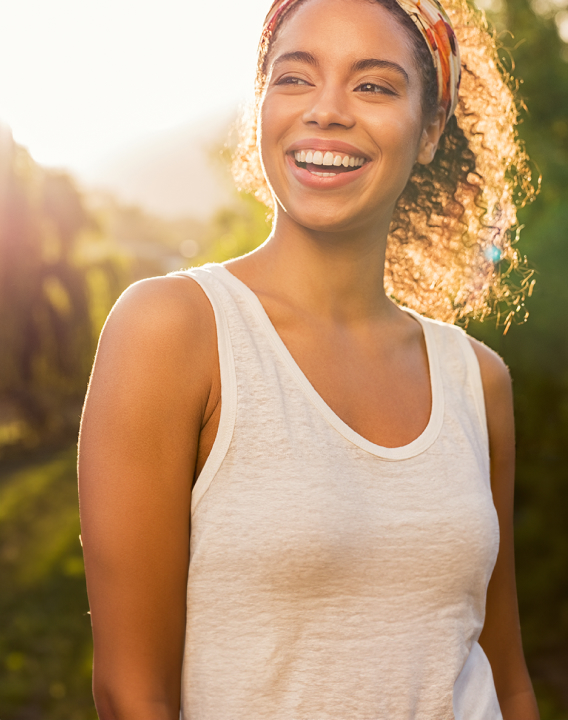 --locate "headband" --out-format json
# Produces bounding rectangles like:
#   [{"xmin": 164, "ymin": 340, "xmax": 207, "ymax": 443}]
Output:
[{"xmin": 261, "ymin": 0, "xmax": 461, "ymax": 120}]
